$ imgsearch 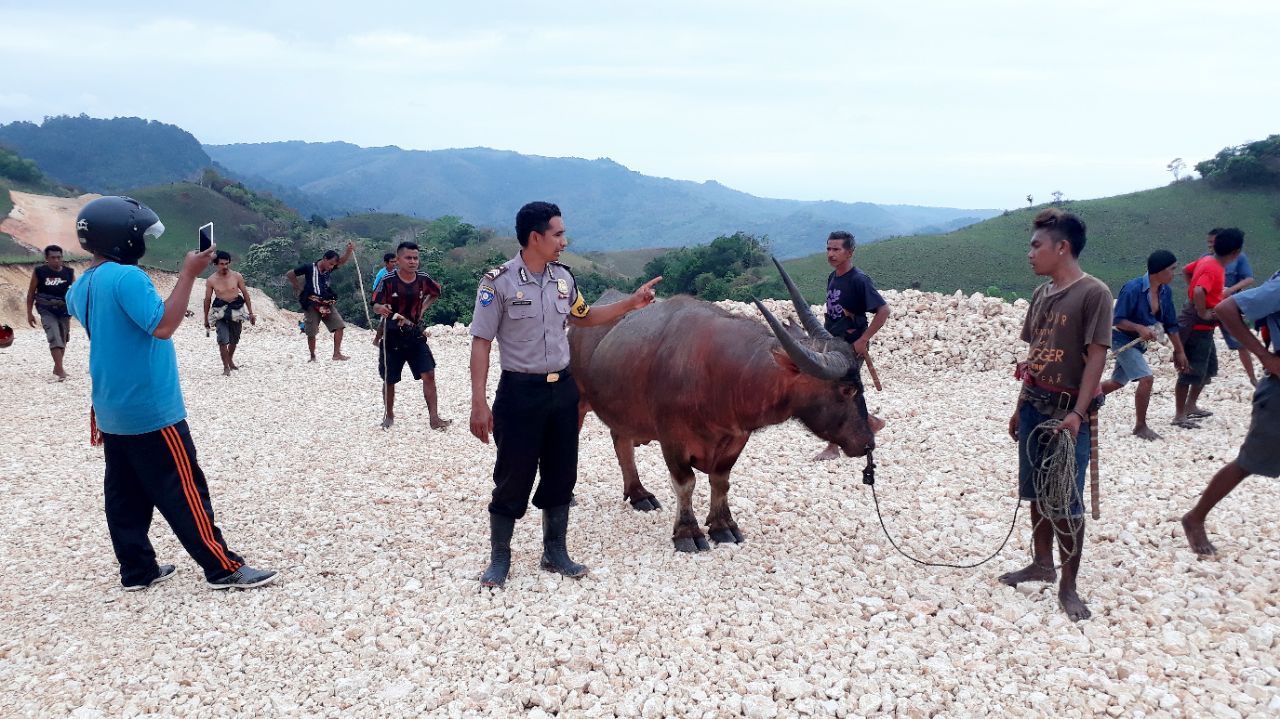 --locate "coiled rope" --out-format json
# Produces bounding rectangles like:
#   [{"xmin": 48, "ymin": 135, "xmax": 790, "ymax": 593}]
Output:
[{"xmin": 867, "ymin": 417, "xmax": 1083, "ymax": 568}]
